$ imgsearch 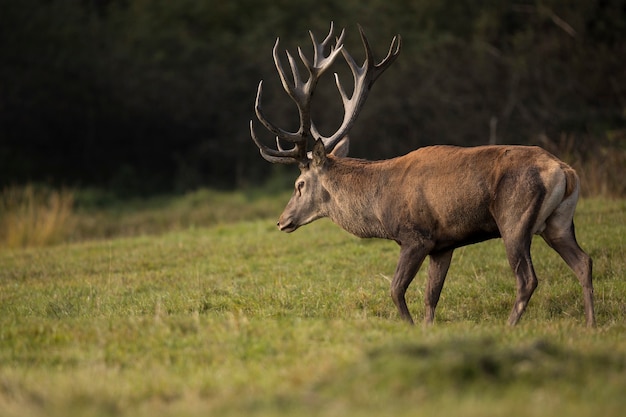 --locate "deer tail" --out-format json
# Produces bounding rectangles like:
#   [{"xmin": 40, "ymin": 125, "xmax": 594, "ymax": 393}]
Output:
[{"xmin": 562, "ymin": 164, "xmax": 580, "ymax": 199}]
